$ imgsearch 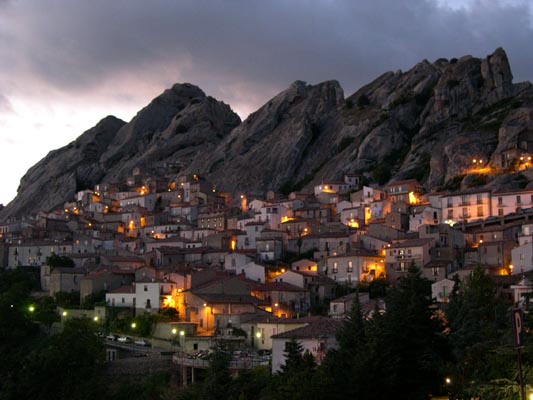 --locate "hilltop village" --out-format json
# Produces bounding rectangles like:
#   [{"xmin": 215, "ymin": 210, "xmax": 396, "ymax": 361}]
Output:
[{"xmin": 3, "ymin": 165, "xmax": 533, "ymax": 378}]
